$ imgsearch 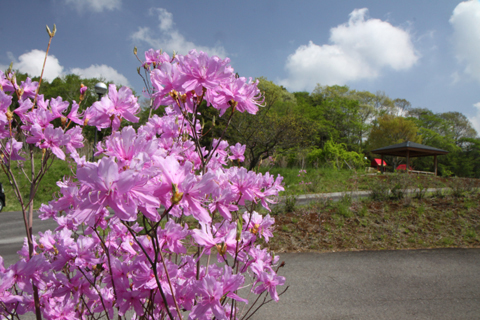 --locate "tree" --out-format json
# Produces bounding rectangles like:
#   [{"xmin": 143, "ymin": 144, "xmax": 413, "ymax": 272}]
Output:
[
  {"xmin": 367, "ymin": 114, "xmax": 422, "ymax": 169},
  {"xmin": 308, "ymin": 84, "xmax": 365, "ymax": 150},
  {"xmin": 393, "ymin": 98, "xmax": 411, "ymax": 116},
  {"xmin": 408, "ymin": 108, "xmax": 447, "ymax": 133},
  {"xmin": 224, "ymin": 78, "xmax": 313, "ymax": 169},
  {"xmin": 351, "ymin": 90, "xmax": 377, "ymax": 143},
  {"xmin": 367, "ymin": 114, "xmax": 421, "ymax": 149},
  {"xmin": 439, "ymin": 111, "xmax": 477, "ymax": 146},
  {"xmin": 373, "ymin": 91, "xmax": 395, "ymax": 115}
]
